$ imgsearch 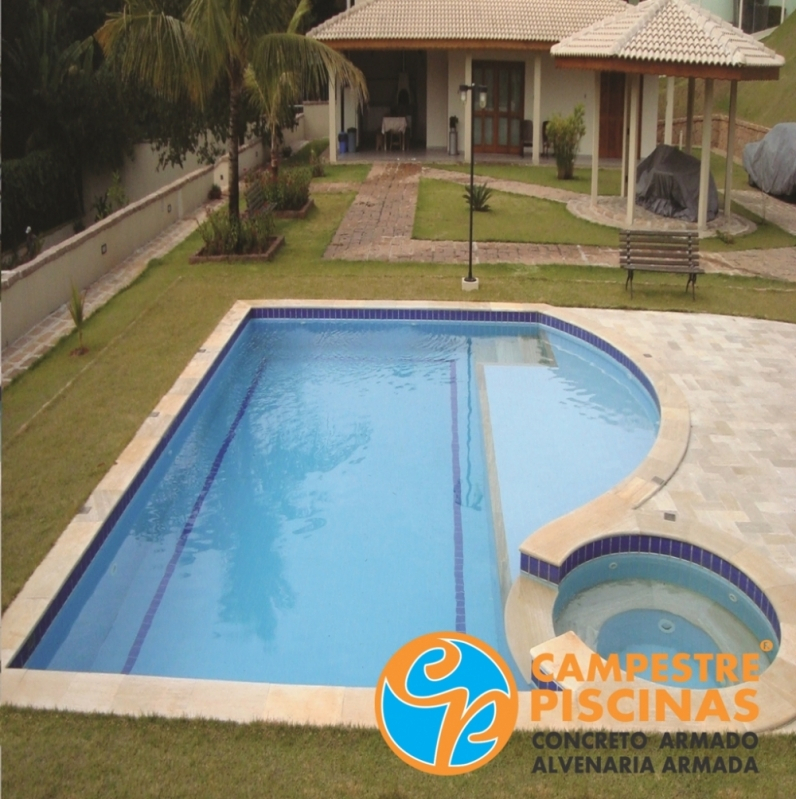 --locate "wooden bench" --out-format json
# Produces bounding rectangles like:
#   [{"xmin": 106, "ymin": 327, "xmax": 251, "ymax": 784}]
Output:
[
  {"xmin": 620, "ymin": 229, "xmax": 703, "ymax": 300},
  {"xmin": 243, "ymin": 182, "xmax": 275, "ymax": 218}
]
